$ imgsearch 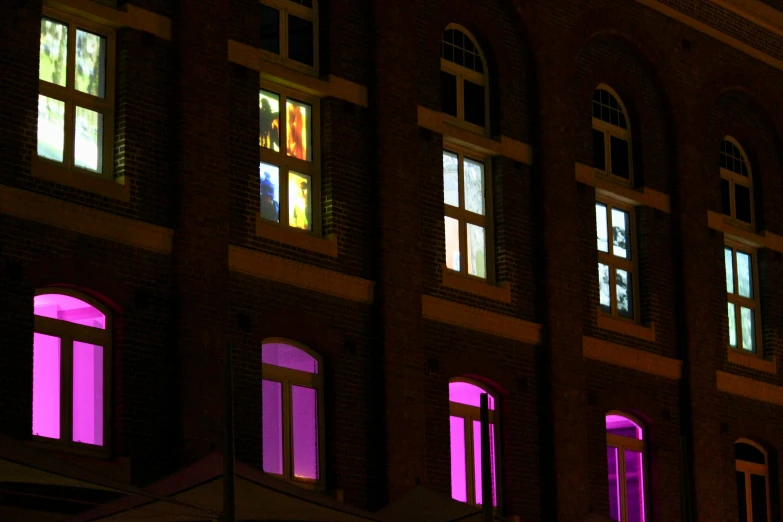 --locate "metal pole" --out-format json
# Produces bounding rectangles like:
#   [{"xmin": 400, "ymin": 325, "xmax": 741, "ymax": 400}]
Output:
[
  {"xmin": 223, "ymin": 338, "xmax": 236, "ymax": 522},
  {"xmin": 480, "ymin": 393, "xmax": 492, "ymax": 522}
]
